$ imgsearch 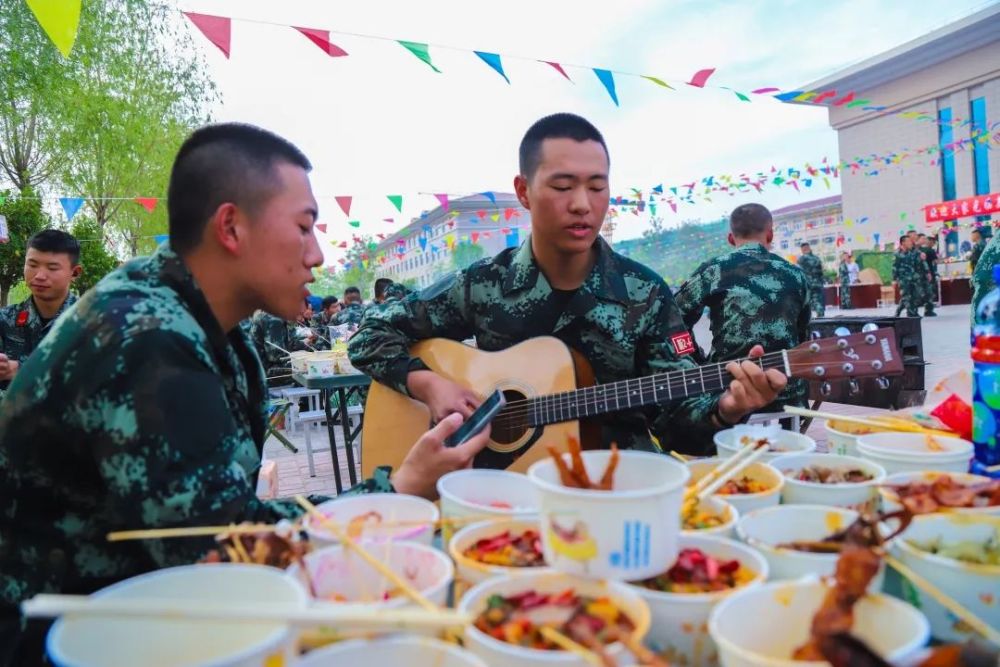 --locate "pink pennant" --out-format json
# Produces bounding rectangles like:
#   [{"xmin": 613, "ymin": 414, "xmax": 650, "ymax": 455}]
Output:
[
  {"xmin": 434, "ymin": 193, "xmax": 450, "ymax": 211},
  {"xmin": 471, "ymin": 232, "xmax": 480, "ymax": 243},
  {"xmin": 183, "ymin": 12, "xmax": 231, "ymax": 58},
  {"xmin": 315, "ymin": 223, "xmax": 327, "ymax": 233},
  {"xmin": 503, "ymin": 207, "xmax": 515, "ymax": 221},
  {"xmin": 134, "ymin": 197, "xmax": 158, "ymax": 213},
  {"xmin": 483, "ymin": 232, "xmax": 492, "ymax": 238},
  {"xmin": 294, "ymin": 27, "xmax": 348, "ymax": 57},
  {"xmin": 501, "ymin": 227, "xmax": 511, "ymax": 234},
  {"xmin": 383, "ymin": 217, "xmax": 394, "ymax": 223},
  {"xmin": 752, "ymin": 87, "xmax": 781, "ymax": 94},
  {"xmin": 668, "ymin": 201, "xmax": 677, "ymax": 213},
  {"xmin": 687, "ymin": 68, "xmax": 716, "ymax": 88},
  {"xmin": 542, "ymin": 61, "xmax": 572, "ymax": 81},
  {"xmin": 338, "ymin": 241, "xmax": 348, "ymax": 248},
  {"xmin": 376, "ymin": 233, "xmax": 386, "ymax": 240},
  {"xmin": 335, "ymin": 196, "xmax": 352, "ymax": 216}
]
